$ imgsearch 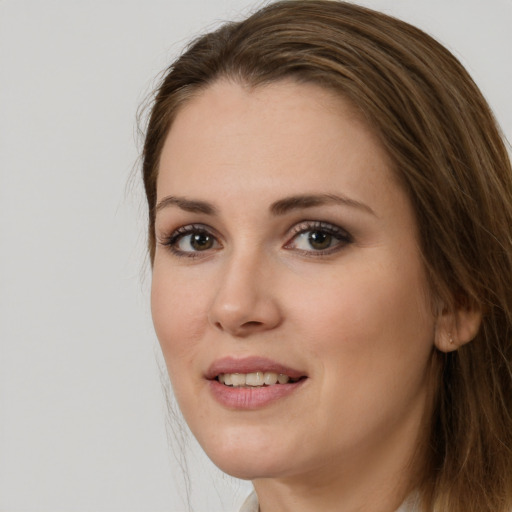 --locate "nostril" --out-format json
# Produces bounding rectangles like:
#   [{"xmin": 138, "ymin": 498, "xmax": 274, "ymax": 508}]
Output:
[
  {"xmin": 214, "ymin": 319, "xmax": 266, "ymax": 335},
  {"xmin": 214, "ymin": 320, "xmax": 263, "ymax": 330},
  {"xmin": 242, "ymin": 321, "xmax": 264, "ymax": 328}
]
